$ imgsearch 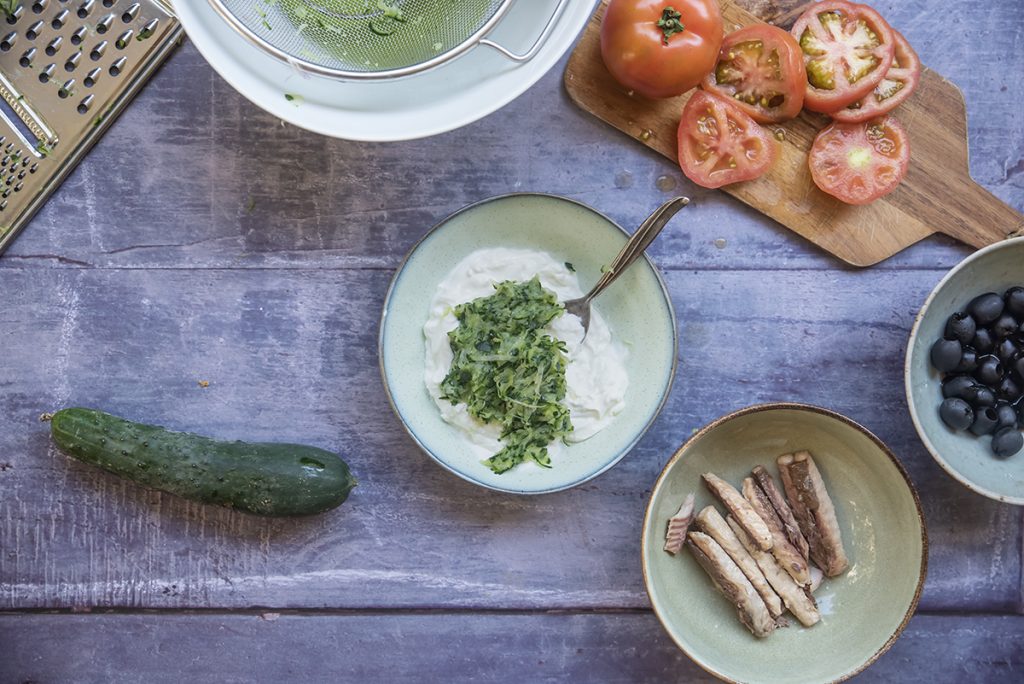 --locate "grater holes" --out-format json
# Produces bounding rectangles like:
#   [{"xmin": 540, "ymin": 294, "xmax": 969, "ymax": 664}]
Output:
[
  {"xmin": 77, "ymin": 94, "xmax": 93, "ymax": 113},
  {"xmin": 90, "ymin": 40, "xmax": 105, "ymax": 60},
  {"xmin": 77, "ymin": 0, "xmax": 94, "ymax": 18},
  {"xmin": 5, "ymin": 142, "xmax": 13, "ymax": 152},
  {"xmin": 5, "ymin": 6, "xmax": 22, "ymax": 24},
  {"xmin": 96, "ymin": 12, "xmax": 112, "ymax": 33},
  {"xmin": 44, "ymin": 35, "xmax": 61, "ymax": 55},
  {"xmin": 19, "ymin": 47, "xmax": 35, "ymax": 67},
  {"xmin": 31, "ymin": 0, "xmax": 47, "ymax": 14},
  {"xmin": 51, "ymin": 8, "xmax": 68, "ymax": 29},
  {"xmin": 58, "ymin": 79, "xmax": 74, "ymax": 98},
  {"xmin": 26, "ymin": 20, "xmax": 42, "ymax": 40},
  {"xmin": 83, "ymin": 67, "xmax": 99, "ymax": 86},
  {"xmin": 64, "ymin": 52, "xmax": 79, "ymax": 71},
  {"xmin": 30, "ymin": 163, "xmax": 37, "ymax": 173},
  {"xmin": 121, "ymin": 3, "xmax": 139, "ymax": 22},
  {"xmin": 0, "ymin": 200, "xmax": 7, "ymax": 212},
  {"xmin": 108, "ymin": 55, "xmax": 124, "ymax": 76},
  {"xmin": 138, "ymin": 18, "xmax": 158, "ymax": 40},
  {"xmin": 70, "ymin": 26, "xmax": 85, "ymax": 45},
  {"xmin": 0, "ymin": 32, "xmax": 15, "ymax": 51},
  {"xmin": 38, "ymin": 63, "xmax": 54, "ymax": 82},
  {"xmin": 114, "ymin": 29, "xmax": 131, "ymax": 49},
  {"xmin": 101, "ymin": 0, "xmax": 113, "ymax": 6}
]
